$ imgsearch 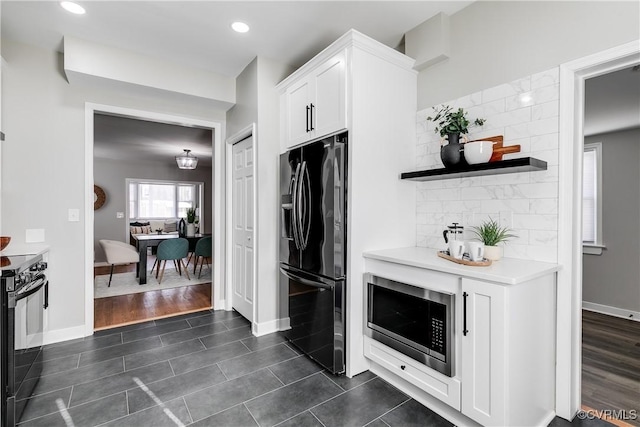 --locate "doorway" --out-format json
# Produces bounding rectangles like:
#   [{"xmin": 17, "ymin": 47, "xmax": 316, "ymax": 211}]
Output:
[
  {"xmin": 84, "ymin": 103, "xmax": 225, "ymax": 334},
  {"xmin": 556, "ymin": 41, "xmax": 640, "ymax": 420},
  {"xmin": 579, "ymin": 66, "xmax": 640, "ymax": 423}
]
